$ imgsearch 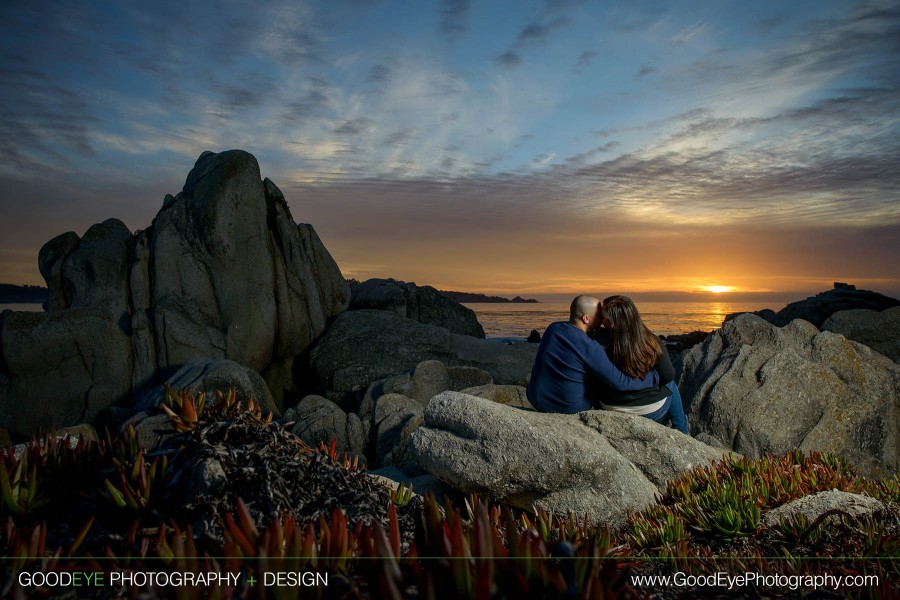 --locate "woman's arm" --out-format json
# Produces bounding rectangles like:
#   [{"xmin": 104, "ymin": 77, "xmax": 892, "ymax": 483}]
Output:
[
  {"xmin": 655, "ymin": 338, "xmax": 675, "ymax": 385},
  {"xmin": 583, "ymin": 338, "xmax": 659, "ymax": 390}
]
